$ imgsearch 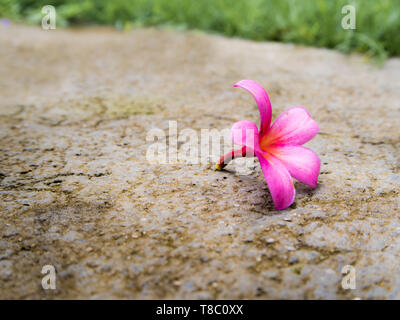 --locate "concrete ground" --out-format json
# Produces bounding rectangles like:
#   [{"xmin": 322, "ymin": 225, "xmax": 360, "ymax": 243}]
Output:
[{"xmin": 0, "ymin": 24, "xmax": 399, "ymax": 299}]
